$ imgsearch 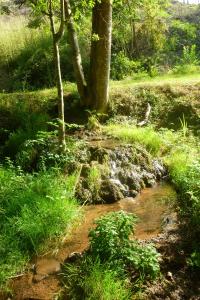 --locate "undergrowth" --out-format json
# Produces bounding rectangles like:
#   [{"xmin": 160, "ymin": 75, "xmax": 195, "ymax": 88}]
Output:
[
  {"xmin": 166, "ymin": 148, "xmax": 200, "ymax": 267},
  {"xmin": 63, "ymin": 211, "xmax": 160, "ymax": 299},
  {"xmin": 0, "ymin": 167, "xmax": 80, "ymax": 288}
]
